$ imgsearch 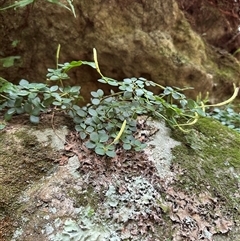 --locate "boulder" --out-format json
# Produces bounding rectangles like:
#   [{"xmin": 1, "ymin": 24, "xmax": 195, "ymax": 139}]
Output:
[
  {"xmin": 0, "ymin": 115, "xmax": 240, "ymax": 241},
  {"xmin": 0, "ymin": 0, "xmax": 240, "ymax": 102}
]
